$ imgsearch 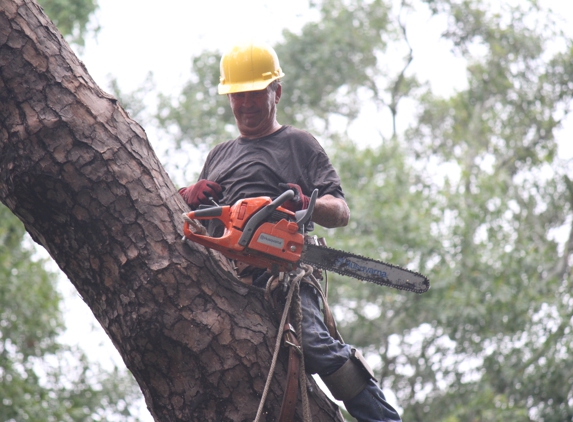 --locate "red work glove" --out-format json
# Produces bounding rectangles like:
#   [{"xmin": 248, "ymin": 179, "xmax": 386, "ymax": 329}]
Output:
[
  {"xmin": 278, "ymin": 183, "xmax": 310, "ymax": 212},
  {"xmin": 179, "ymin": 180, "xmax": 223, "ymax": 209}
]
